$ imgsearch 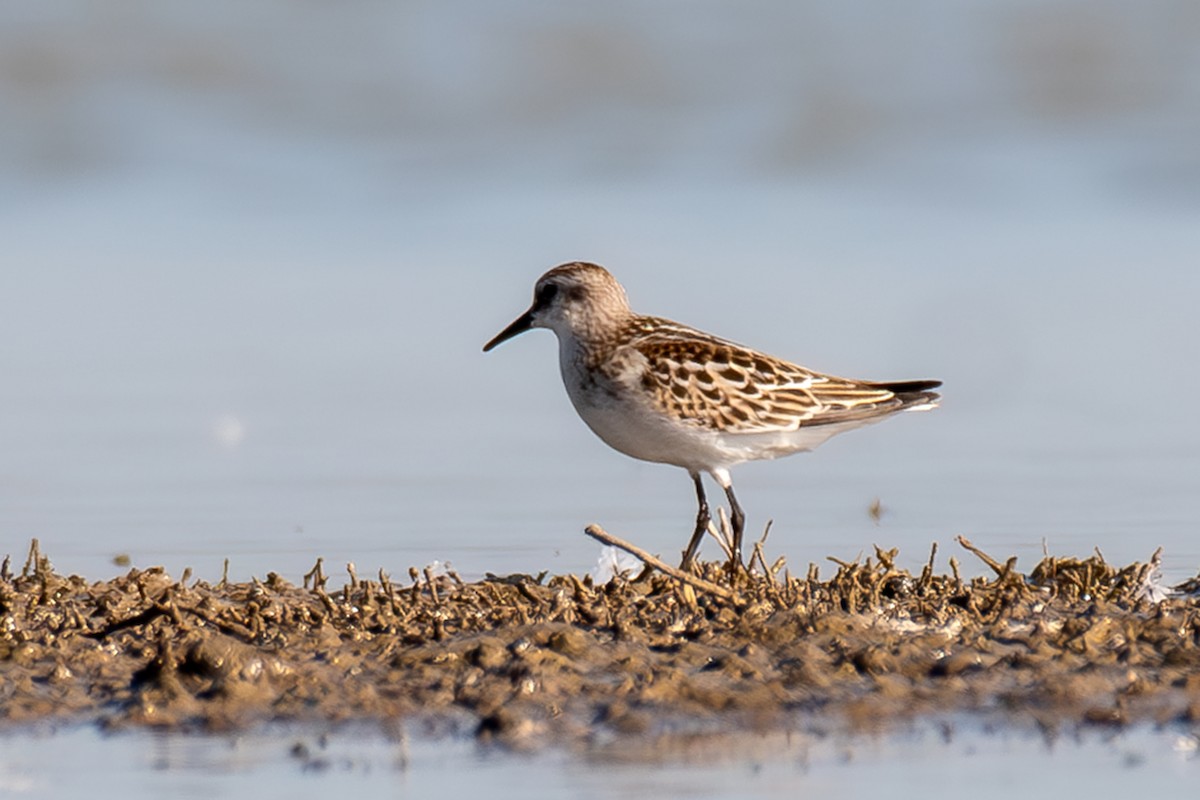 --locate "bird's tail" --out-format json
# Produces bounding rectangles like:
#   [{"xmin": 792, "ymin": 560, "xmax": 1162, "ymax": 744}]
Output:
[{"xmin": 873, "ymin": 379, "xmax": 942, "ymax": 411}]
